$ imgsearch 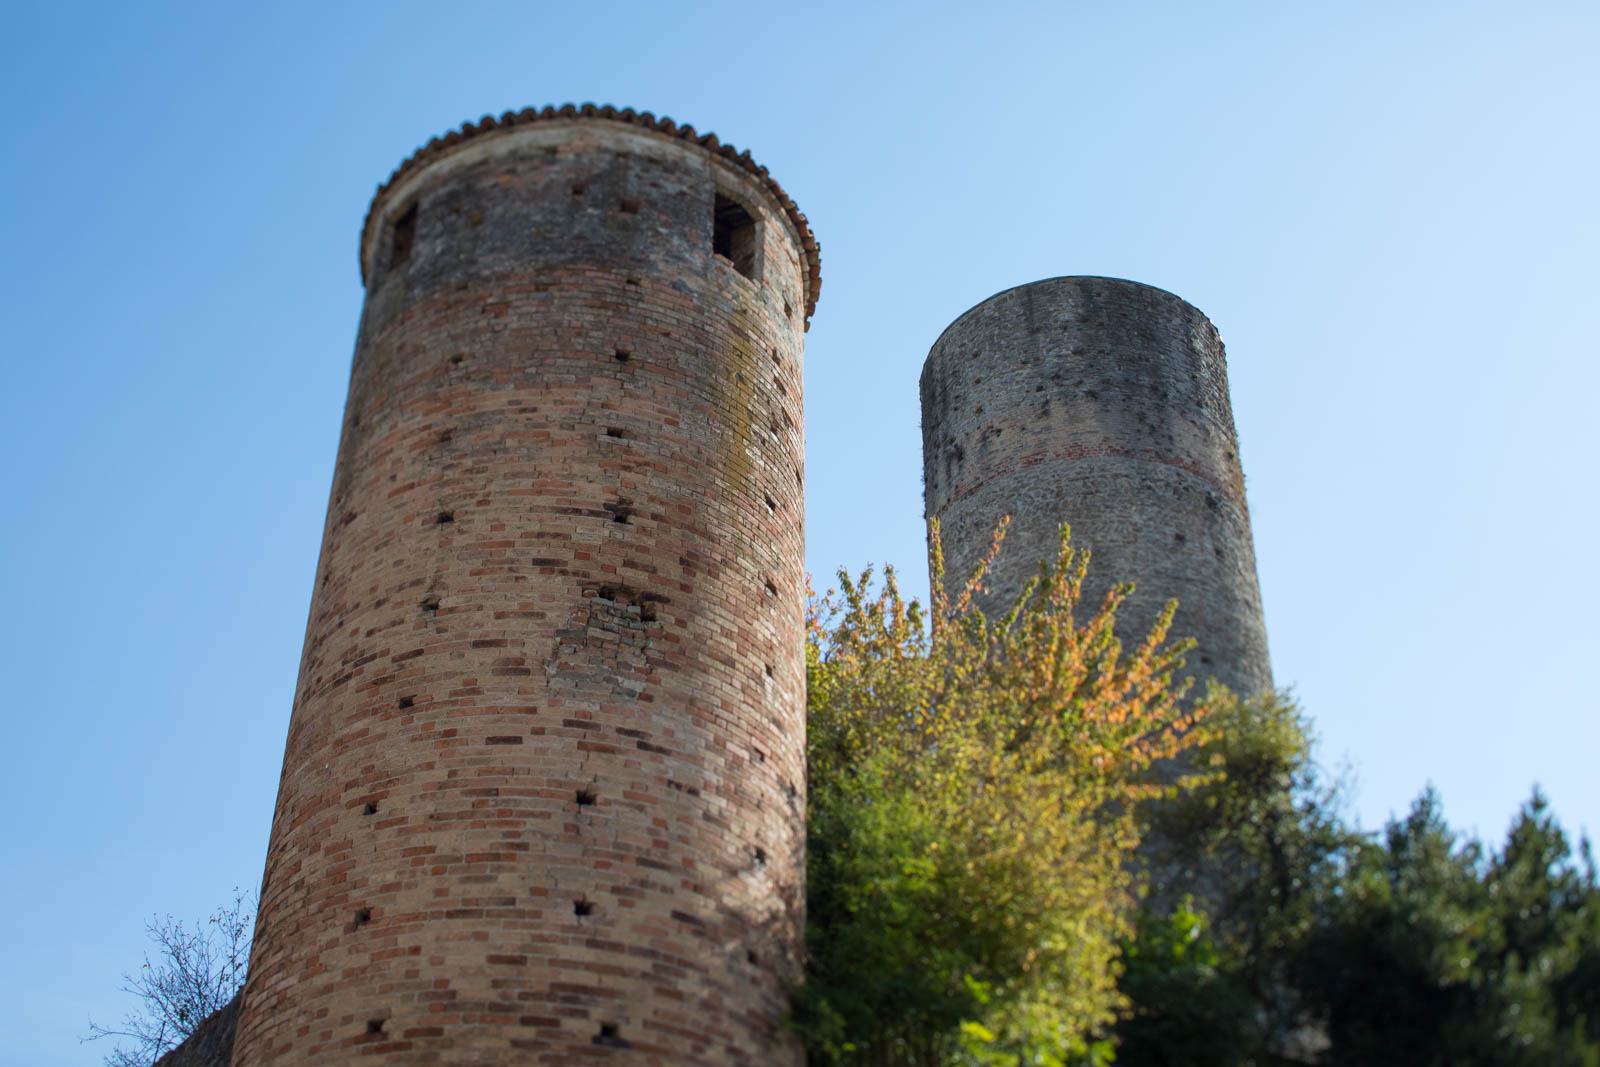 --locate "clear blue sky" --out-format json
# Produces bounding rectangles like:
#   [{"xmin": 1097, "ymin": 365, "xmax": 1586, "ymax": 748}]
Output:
[{"xmin": 3, "ymin": 3, "xmax": 1595, "ymax": 1063}]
